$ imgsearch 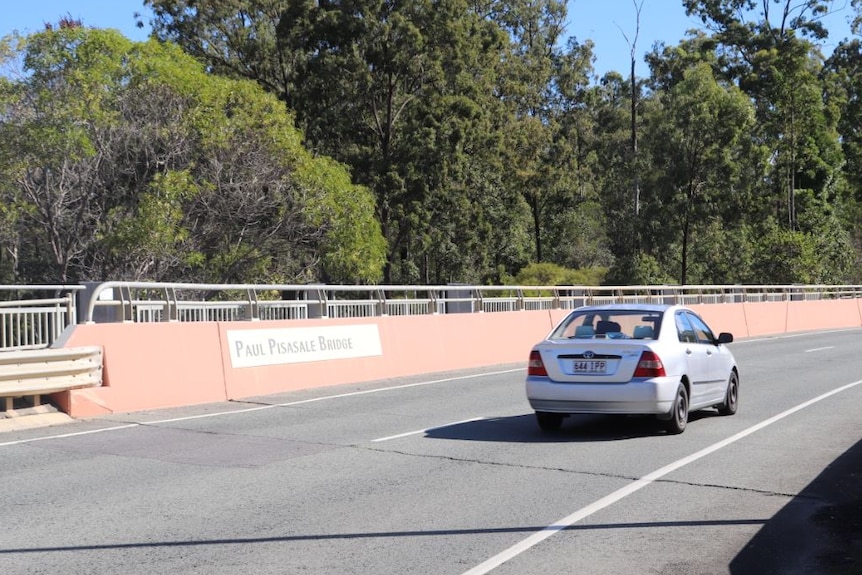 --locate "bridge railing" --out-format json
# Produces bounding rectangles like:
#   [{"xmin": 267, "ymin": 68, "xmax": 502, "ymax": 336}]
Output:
[
  {"xmin": 0, "ymin": 286, "xmax": 82, "ymax": 351},
  {"xmin": 2, "ymin": 282, "xmax": 862, "ymax": 351},
  {"xmin": 79, "ymin": 282, "xmax": 862, "ymax": 321}
]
